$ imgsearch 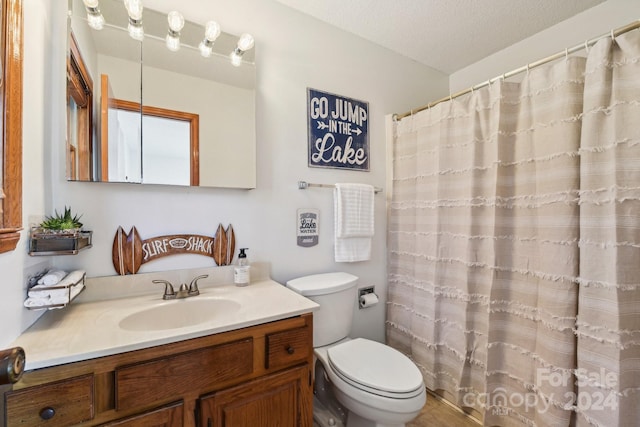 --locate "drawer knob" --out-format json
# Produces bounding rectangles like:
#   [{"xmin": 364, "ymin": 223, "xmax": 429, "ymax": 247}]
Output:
[
  {"xmin": 286, "ymin": 345, "xmax": 295, "ymax": 355},
  {"xmin": 39, "ymin": 407, "xmax": 56, "ymax": 420}
]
